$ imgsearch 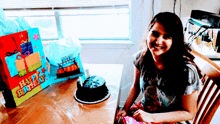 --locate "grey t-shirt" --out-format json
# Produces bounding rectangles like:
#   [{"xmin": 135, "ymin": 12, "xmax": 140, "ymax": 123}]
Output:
[{"xmin": 132, "ymin": 50, "xmax": 203, "ymax": 124}]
